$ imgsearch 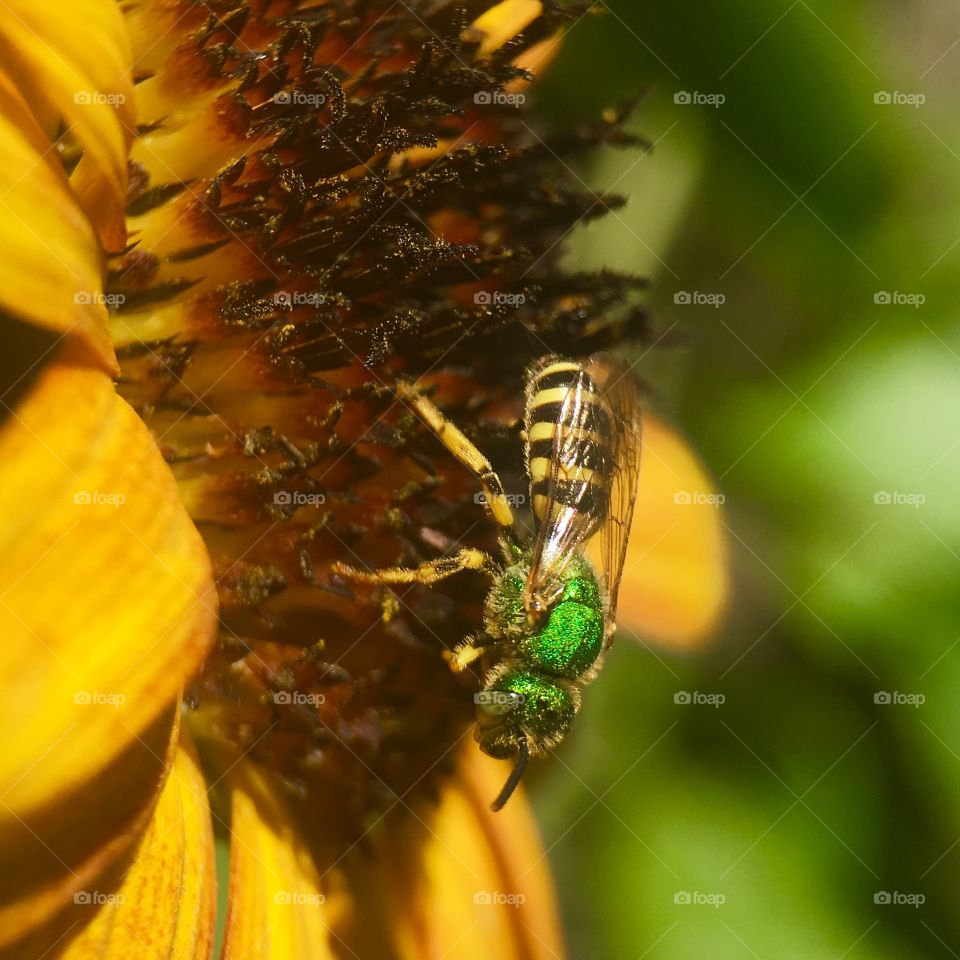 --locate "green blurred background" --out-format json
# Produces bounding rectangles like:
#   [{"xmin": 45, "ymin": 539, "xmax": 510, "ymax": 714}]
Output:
[{"xmin": 529, "ymin": 1, "xmax": 960, "ymax": 956}]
